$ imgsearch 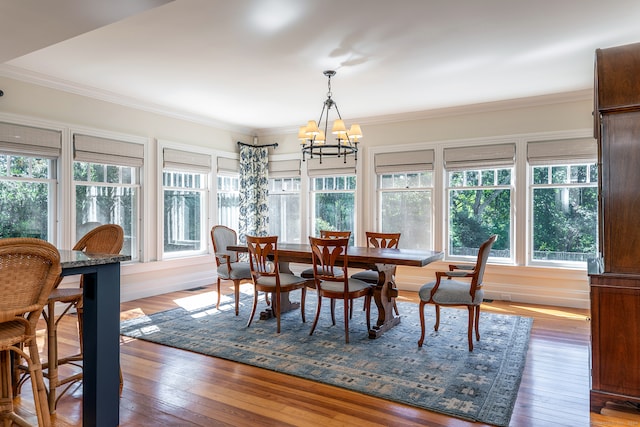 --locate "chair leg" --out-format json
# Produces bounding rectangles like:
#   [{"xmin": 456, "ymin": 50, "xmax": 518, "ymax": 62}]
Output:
[
  {"xmin": 417, "ymin": 301, "xmax": 427, "ymax": 347},
  {"xmin": 474, "ymin": 305, "xmax": 481, "ymax": 341},
  {"xmin": 343, "ymin": 297, "xmax": 350, "ymax": 344},
  {"xmin": 364, "ymin": 295, "xmax": 371, "ymax": 332},
  {"xmin": 215, "ymin": 278, "xmax": 222, "ymax": 309},
  {"xmin": 467, "ymin": 306, "xmax": 474, "ymax": 352},
  {"xmin": 274, "ymin": 291, "xmax": 281, "ymax": 334},
  {"xmin": 434, "ymin": 305, "xmax": 441, "ymax": 331},
  {"xmin": 309, "ymin": 294, "xmax": 323, "ymax": 336},
  {"xmin": 246, "ymin": 287, "xmax": 259, "ymax": 328},
  {"xmin": 300, "ymin": 287, "xmax": 306, "ymax": 323},
  {"xmin": 27, "ymin": 341, "xmax": 51, "ymax": 427},
  {"xmin": 234, "ymin": 280, "xmax": 241, "ymax": 316},
  {"xmin": 330, "ymin": 299, "xmax": 336, "ymax": 325},
  {"xmin": 46, "ymin": 300, "xmax": 58, "ymax": 414}
]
